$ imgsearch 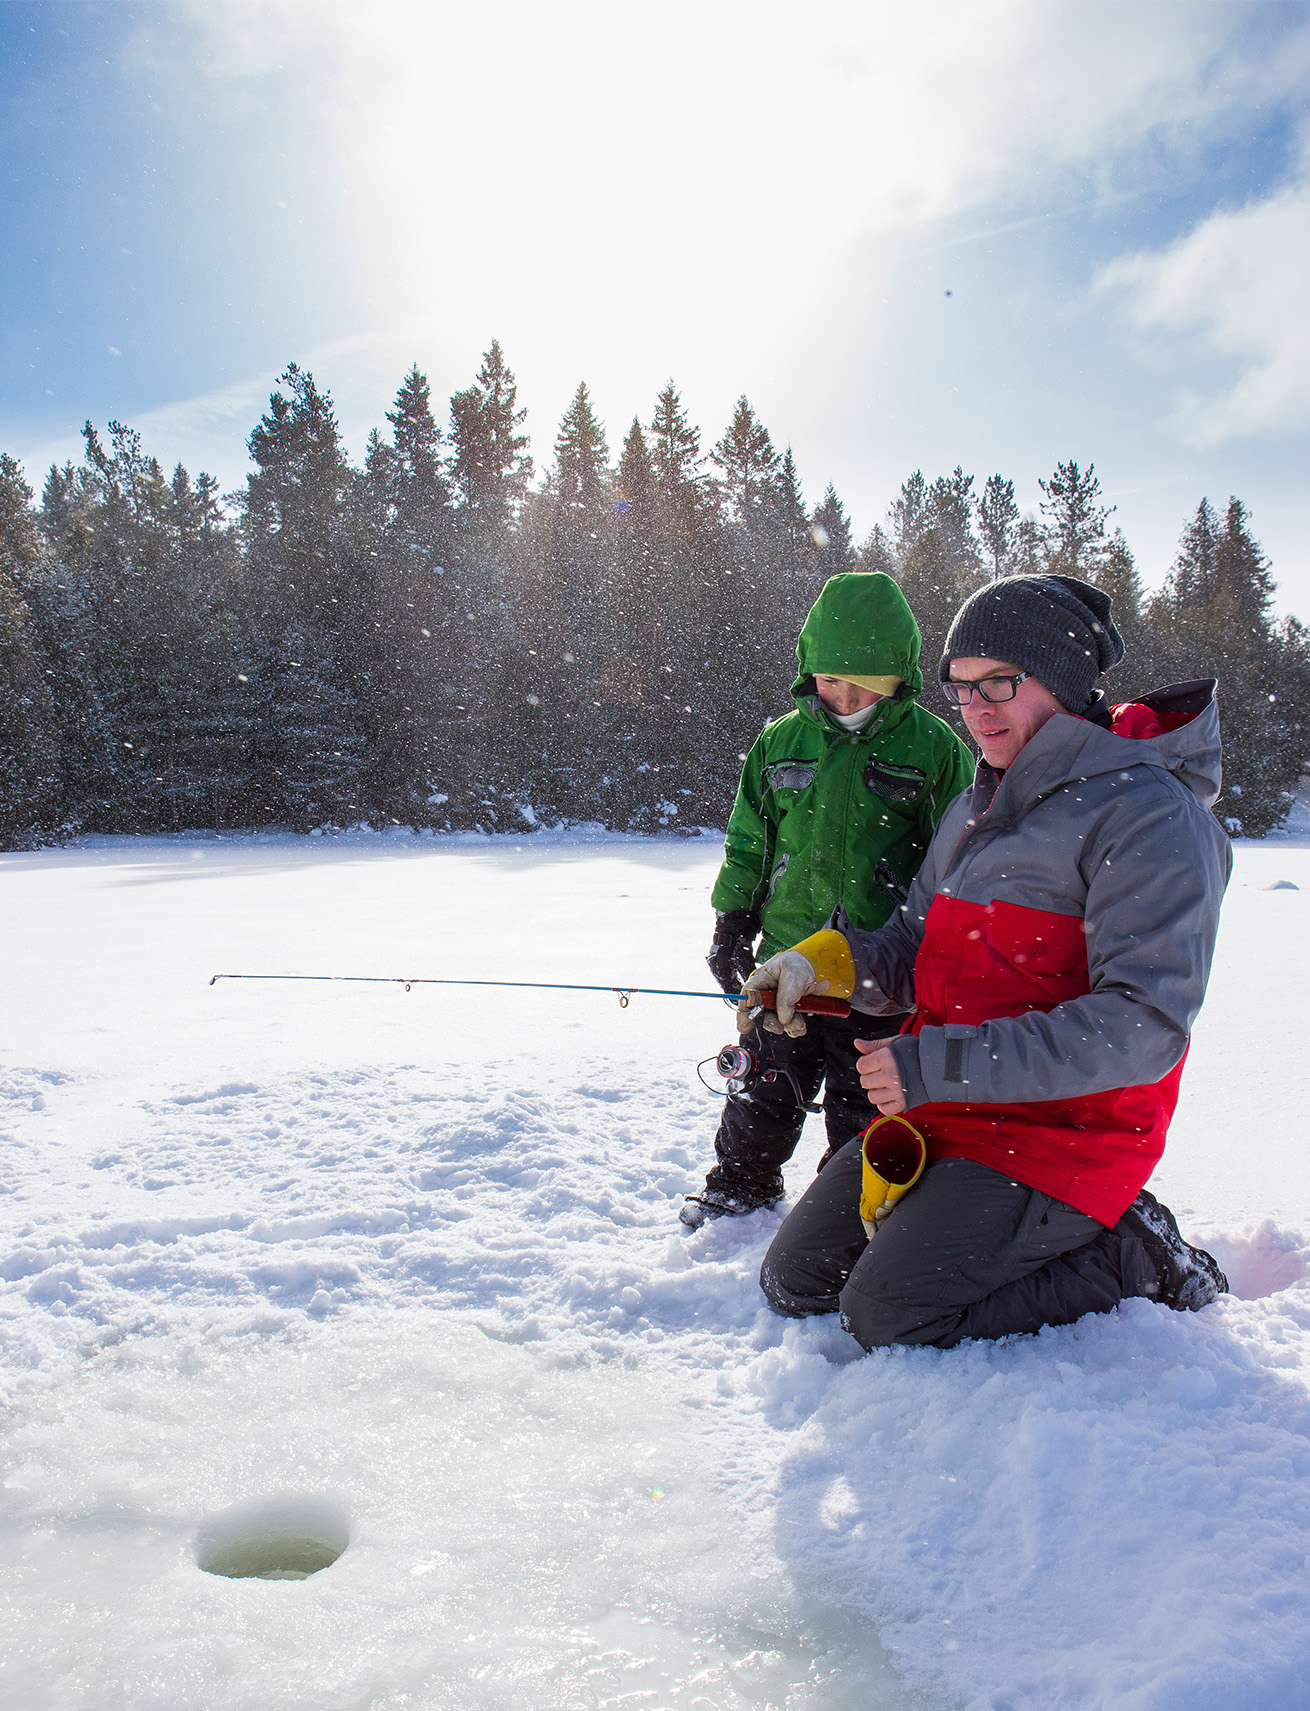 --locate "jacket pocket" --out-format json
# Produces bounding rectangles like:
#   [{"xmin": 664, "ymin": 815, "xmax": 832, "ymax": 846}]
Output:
[
  {"xmin": 863, "ymin": 759, "xmax": 926, "ymax": 803},
  {"xmin": 767, "ymin": 852, "xmax": 791, "ymax": 898},
  {"xmin": 873, "ymin": 859, "xmax": 910, "ymax": 904},
  {"xmin": 763, "ymin": 759, "xmax": 818, "ymax": 793}
]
